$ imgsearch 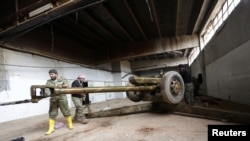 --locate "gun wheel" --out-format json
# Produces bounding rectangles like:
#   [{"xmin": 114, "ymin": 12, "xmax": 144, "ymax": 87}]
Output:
[
  {"xmin": 161, "ymin": 71, "xmax": 185, "ymax": 104},
  {"xmin": 126, "ymin": 83, "xmax": 144, "ymax": 102}
]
